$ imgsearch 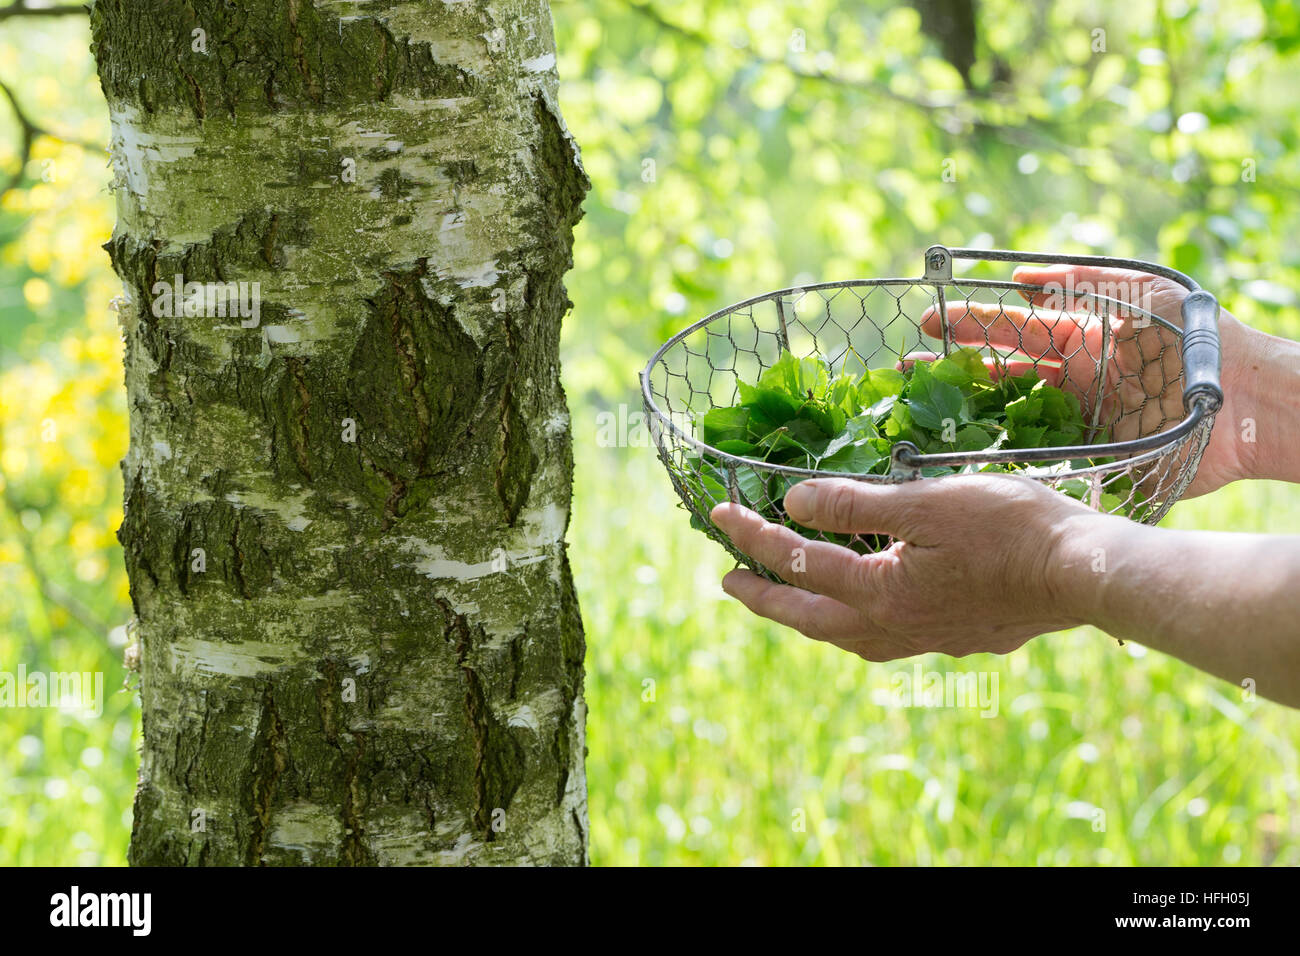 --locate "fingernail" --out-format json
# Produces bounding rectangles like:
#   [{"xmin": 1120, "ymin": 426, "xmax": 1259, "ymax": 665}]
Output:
[{"xmin": 784, "ymin": 482, "xmax": 817, "ymax": 522}]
